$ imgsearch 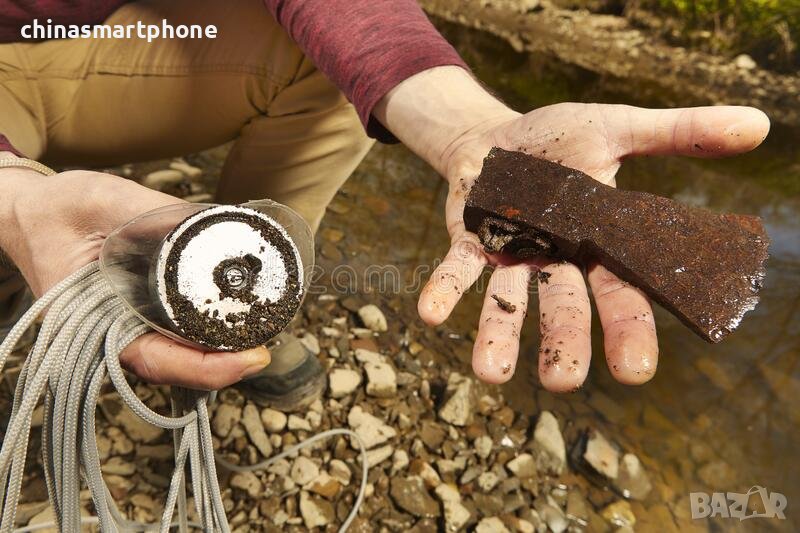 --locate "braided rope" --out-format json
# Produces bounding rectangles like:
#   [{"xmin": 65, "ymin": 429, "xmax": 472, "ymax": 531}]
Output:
[{"xmin": 0, "ymin": 262, "xmax": 369, "ymax": 532}]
